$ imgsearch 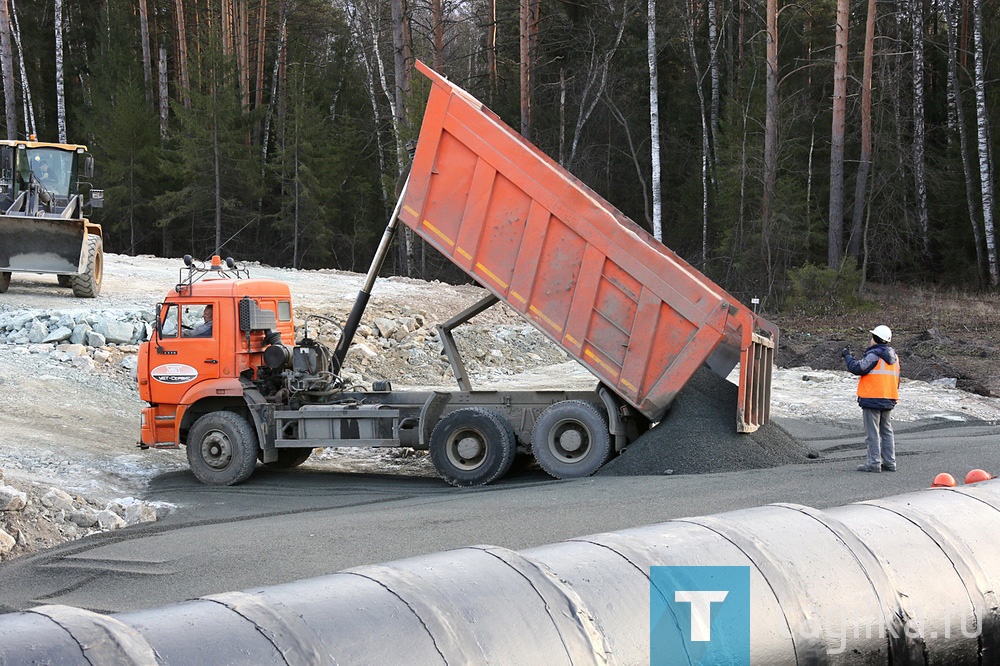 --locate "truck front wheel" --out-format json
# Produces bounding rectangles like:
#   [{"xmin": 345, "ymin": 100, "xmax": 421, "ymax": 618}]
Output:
[
  {"xmin": 531, "ymin": 401, "xmax": 612, "ymax": 479},
  {"xmin": 430, "ymin": 408, "xmax": 516, "ymax": 487},
  {"xmin": 187, "ymin": 411, "xmax": 259, "ymax": 485}
]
